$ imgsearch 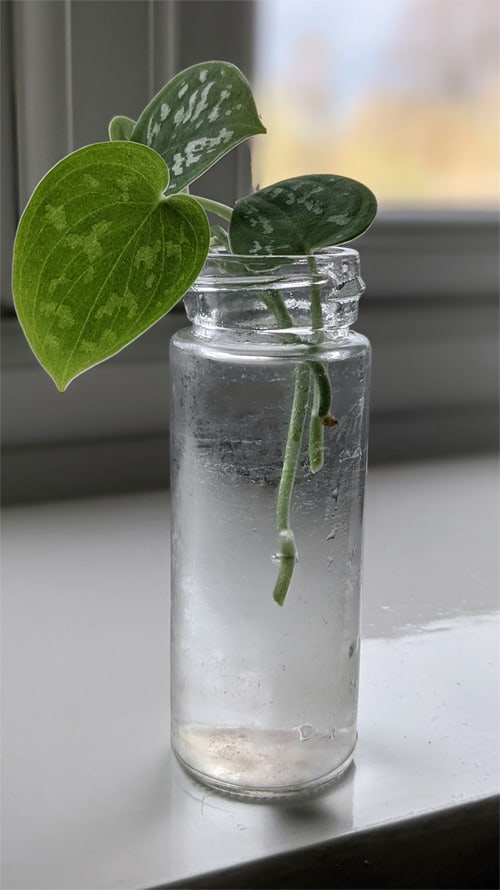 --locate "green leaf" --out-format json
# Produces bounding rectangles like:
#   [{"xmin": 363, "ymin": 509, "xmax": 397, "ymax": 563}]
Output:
[
  {"xmin": 13, "ymin": 141, "xmax": 209, "ymax": 391},
  {"xmin": 131, "ymin": 61, "xmax": 266, "ymax": 194},
  {"xmin": 229, "ymin": 174, "xmax": 377, "ymax": 255},
  {"xmin": 108, "ymin": 115, "xmax": 136, "ymax": 141}
]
